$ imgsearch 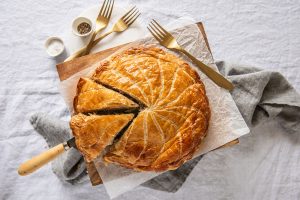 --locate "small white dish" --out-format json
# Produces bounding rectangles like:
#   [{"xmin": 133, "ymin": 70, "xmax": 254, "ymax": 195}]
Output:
[
  {"xmin": 45, "ymin": 37, "xmax": 65, "ymax": 57},
  {"xmin": 72, "ymin": 17, "xmax": 94, "ymax": 37}
]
